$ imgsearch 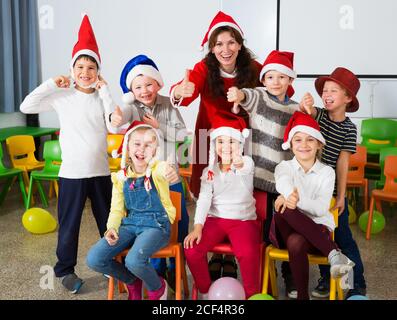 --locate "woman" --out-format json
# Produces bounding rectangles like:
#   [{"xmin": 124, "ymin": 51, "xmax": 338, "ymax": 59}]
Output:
[{"xmin": 170, "ymin": 11, "xmax": 262, "ymax": 280}]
